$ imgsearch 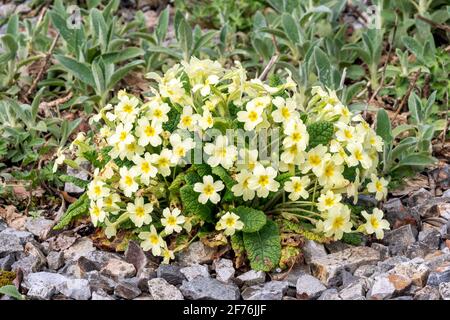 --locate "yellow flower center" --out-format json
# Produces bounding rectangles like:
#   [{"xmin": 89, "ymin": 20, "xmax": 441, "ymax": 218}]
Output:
[
  {"xmin": 248, "ymin": 111, "xmax": 258, "ymax": 122},
  {"xmin": 281, "ymin": 107, "xmax": 290, "ymax": 118},
  {"xmin": 354, "ymin": 149, "xmax": 363, "ymax": 161},
  {"xmin": 332, "ymin": 216, "xmax": 344, "ymax": 229},
  {"xmin": 125, "ymin": 176, "xmax": 133, "ymax": 186},
  {"xmin": 167, "ymin": 216, "xmax": 177, "ymax": 226},
  {"xmin": 123, "ymin": 104, "xmax": 133, "ymax": 113},
  {"xmin": 309, "ymin": 155, "xmax": 321, "ymax": 166},
  {"xmin": 293, "ymin": 182, "xmax": 303, "ymax": 192},
  {"xmin": 203, "ymin": 184, "xmax": 215, "ymax": 196},
  {"xmin": 119, "ymin": 131, "xmax": 127, "ymax": 141},
  {"xmin": 141, "ymin": 162, "xmax": 151, "ymax": 173},
  {"xmin": 216, "ymin": 147, "xmax": 227, "ymax": 158},
  {"xmin": 149, "ymin": 235, "xmax": 159, "ymax": 245},
  {"xmin": 258, "ymin": 175, "xmax": 269, "ymax": 187},
  {"xmin": 324, "ymin": 197, "xmax": 334, "ymax": 207},
  {"xmin": 181, "ymin": 116, "xmax": 192, "ymax": 127},
  {"xmin": 375, "ymin": 181, "xmax": 383, "ymax": 192},
  {"xmin": 344, "ymin": 129, "xmax": 353, "ymax": 139},
  {"xmin": 175, "ymin": 147, "xmax": 186, "ymax": 157},
  {"xmin": 153, "ymin": 109, "xmax": 163, "ymax": 118},
  {"xmin": 158, "ymin": 158, "xmax": 169, "ymax": 167},
  {"xmin": 324, "ymin": 164, "xmax": 334, "ymax": 177},
  {"xmin": 292, "ymin": 132, "xmax": 302, "ymax": 142},
  {"xmin": 225, "ymin": 217, "xmax": 235, "ymax": 227},
  {"xmin": 370, "ymin": 216, "xmax": 380, "ymax": 229},
  {"xmin": 144, "ymin": 126, "xmax": 155, "ymax": 137},
  {"xmin": 92, "ymin": 207, "xmax": 101, "ymax": 216},
  {"xmin": 135, "ymin": 206, "xmax": 145, "ymax": 217},
  {"xmin": 94, "ymin": 186, "xmax": 102, "ymax": 196},
  {"xmin": 104, "ymin": 197, "xmax": 113, "ymax": 206}
]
